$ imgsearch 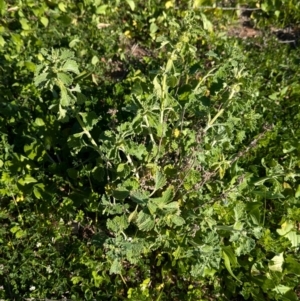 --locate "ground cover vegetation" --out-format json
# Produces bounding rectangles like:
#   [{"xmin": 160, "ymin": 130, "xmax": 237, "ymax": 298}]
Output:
[{"xmin": 0, "ymin": 0, "xmax": 300, "ymax": 300}]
